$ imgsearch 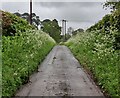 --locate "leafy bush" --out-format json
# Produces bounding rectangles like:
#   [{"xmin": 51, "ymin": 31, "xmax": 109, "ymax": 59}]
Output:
[
  {"xmin": 1, "ymin": 11, "xmax": 56, "ymax": 97},
  {"xmin": 87, "ymin": 11, "xmax": 120, "ymax": 50},
  {"xmin": 2, "ymin": 30, "xmax": 56, "ymax": 96},
  {"xmin": 41, "ymin": 19, "xmax": 61, "ymax": 43},
  {"xmin": 66, "ymin": 5, "xmax": 120, "ymax": 96},
  {"xmin": 0, "ymin": 40, "xmax": 1, "ymax": 98},
  {"xmin": 65, "ymin": 30, "xmax": 119, "ymax": 97},
  {"xmin": 1, "ymin": 10, "xmax": 35, "ymax": 36}
]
